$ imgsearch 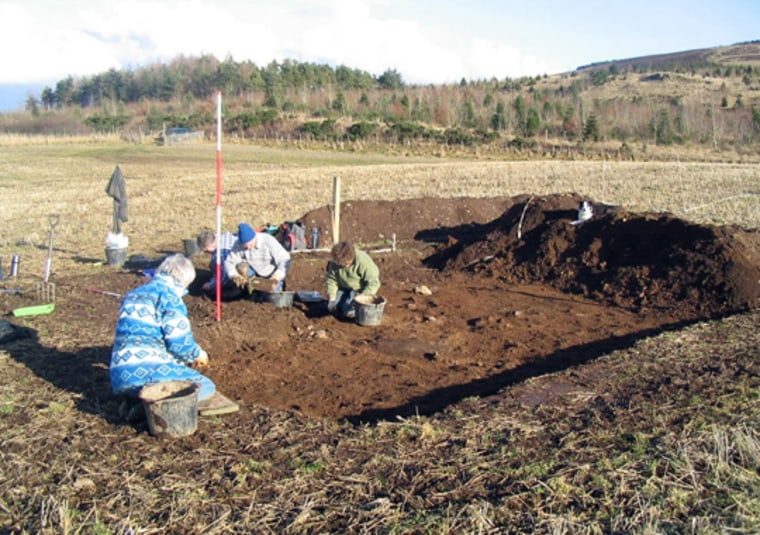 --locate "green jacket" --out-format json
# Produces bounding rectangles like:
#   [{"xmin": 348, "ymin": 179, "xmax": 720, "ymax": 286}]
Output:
[{"xmin": 326, "ymin": 248, "xmax": 381, "ymax": 300}]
